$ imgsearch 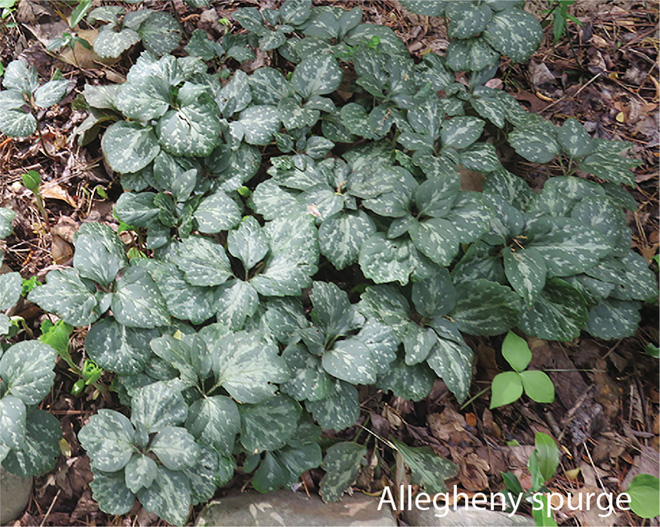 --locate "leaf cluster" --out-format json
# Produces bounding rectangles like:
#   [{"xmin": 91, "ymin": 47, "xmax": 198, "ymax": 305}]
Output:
[
  {"xmin": 14, "ymin": 1, "xmax": 655, "ymax": 524},
  {"xmin": 0, "ymin": 60, "xmax": 69, "ymax": 137}
]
